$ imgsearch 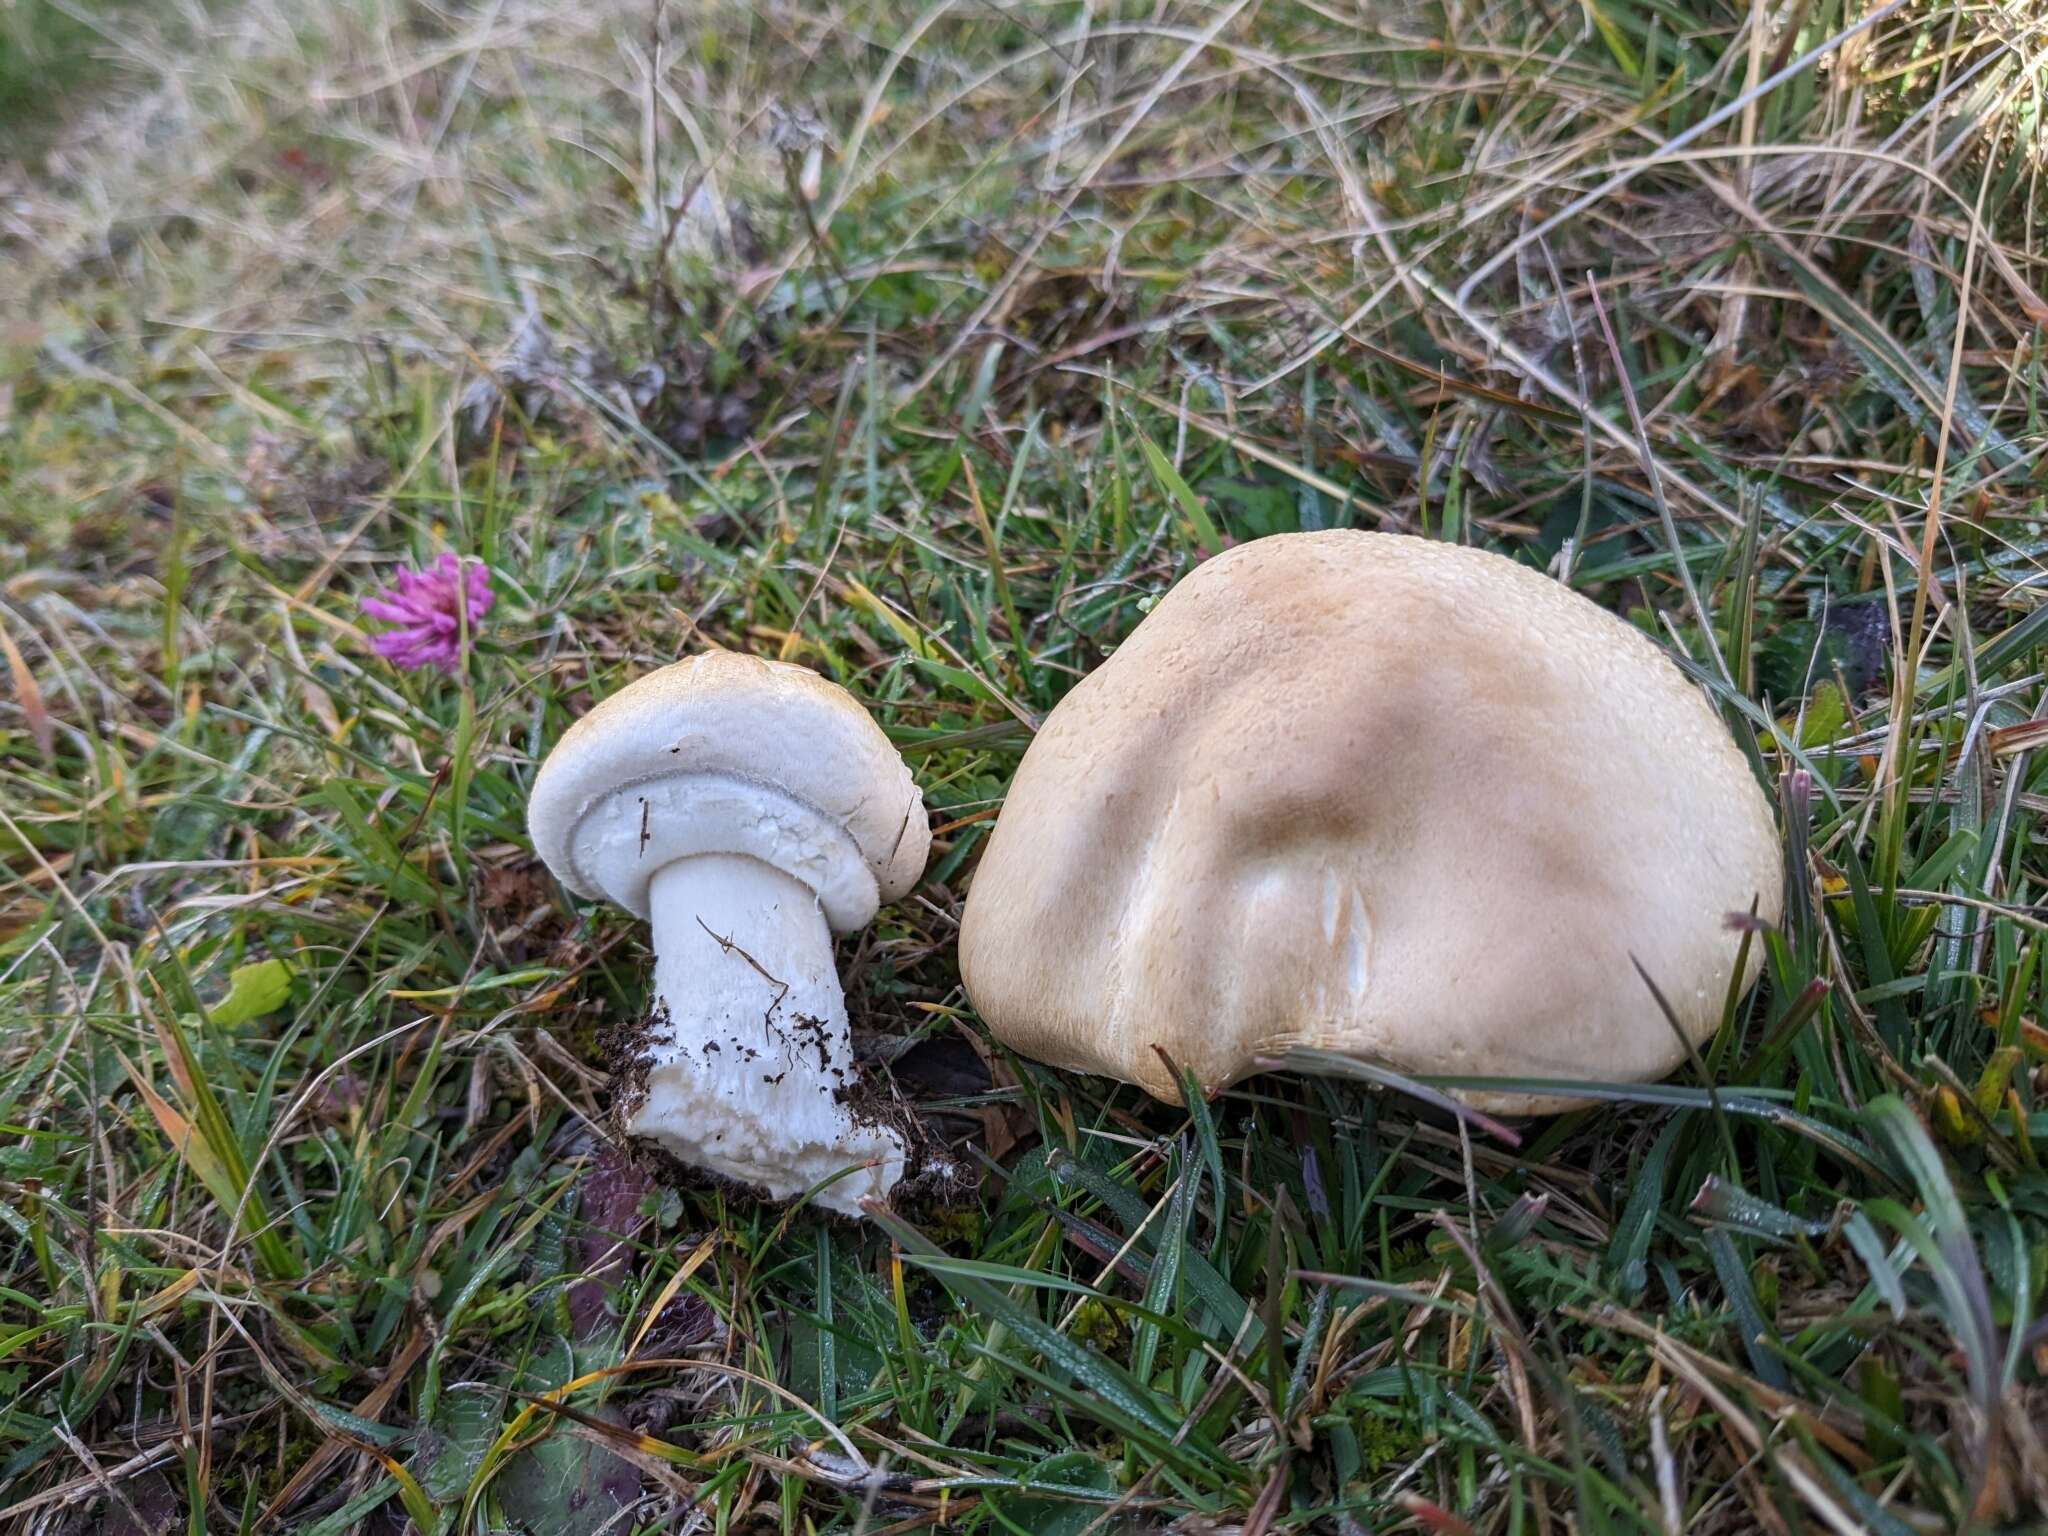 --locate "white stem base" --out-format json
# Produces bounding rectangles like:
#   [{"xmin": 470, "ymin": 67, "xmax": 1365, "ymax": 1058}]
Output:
[{"xmin": 628, "ymin": 853, "xmax": 906, "ymax": 1216}]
